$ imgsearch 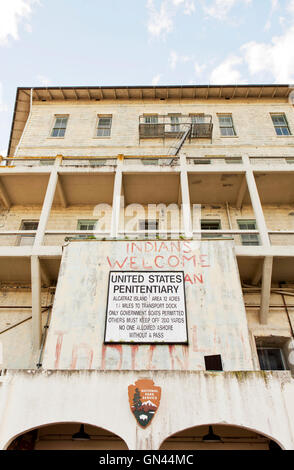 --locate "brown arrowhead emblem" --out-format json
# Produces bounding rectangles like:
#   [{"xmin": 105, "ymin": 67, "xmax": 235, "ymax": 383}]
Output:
[{"xmin": 128, "ymin": 379, "xmax": 161, "ymax": 428}]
